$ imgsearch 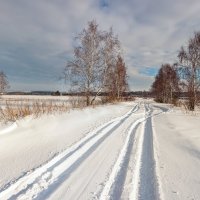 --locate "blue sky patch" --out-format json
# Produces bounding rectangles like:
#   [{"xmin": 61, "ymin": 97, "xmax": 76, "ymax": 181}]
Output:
[
  {"xmin": 100, "ymin": 0, "xmax": 109, "ymax": 8},
  {"xmin": 139, "ymin": 67, "xmax": 158, "ymax": 77}
]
